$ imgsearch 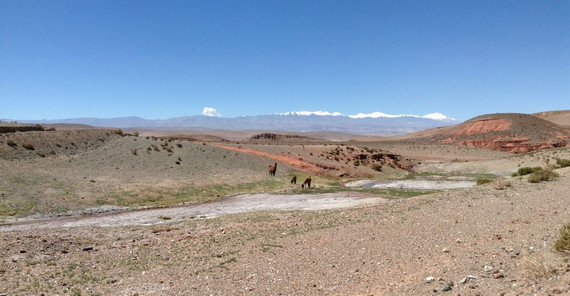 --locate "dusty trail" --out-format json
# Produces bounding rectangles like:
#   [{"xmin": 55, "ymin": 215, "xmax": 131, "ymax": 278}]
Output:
[
  {"xmin": 0, "ymin": 192, "xmax": 385, "ymax": 232},
  {"xmin": 210, "ymin": 143, "xmax": 325, "ymax": 173}
]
